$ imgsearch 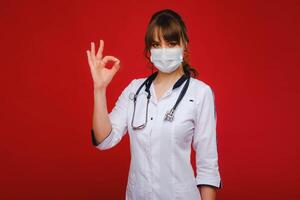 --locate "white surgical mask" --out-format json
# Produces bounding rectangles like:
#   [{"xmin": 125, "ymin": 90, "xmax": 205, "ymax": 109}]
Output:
[{"xmin": 150, "ymin": 47, "xmax": 183, "ymax": 73}]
